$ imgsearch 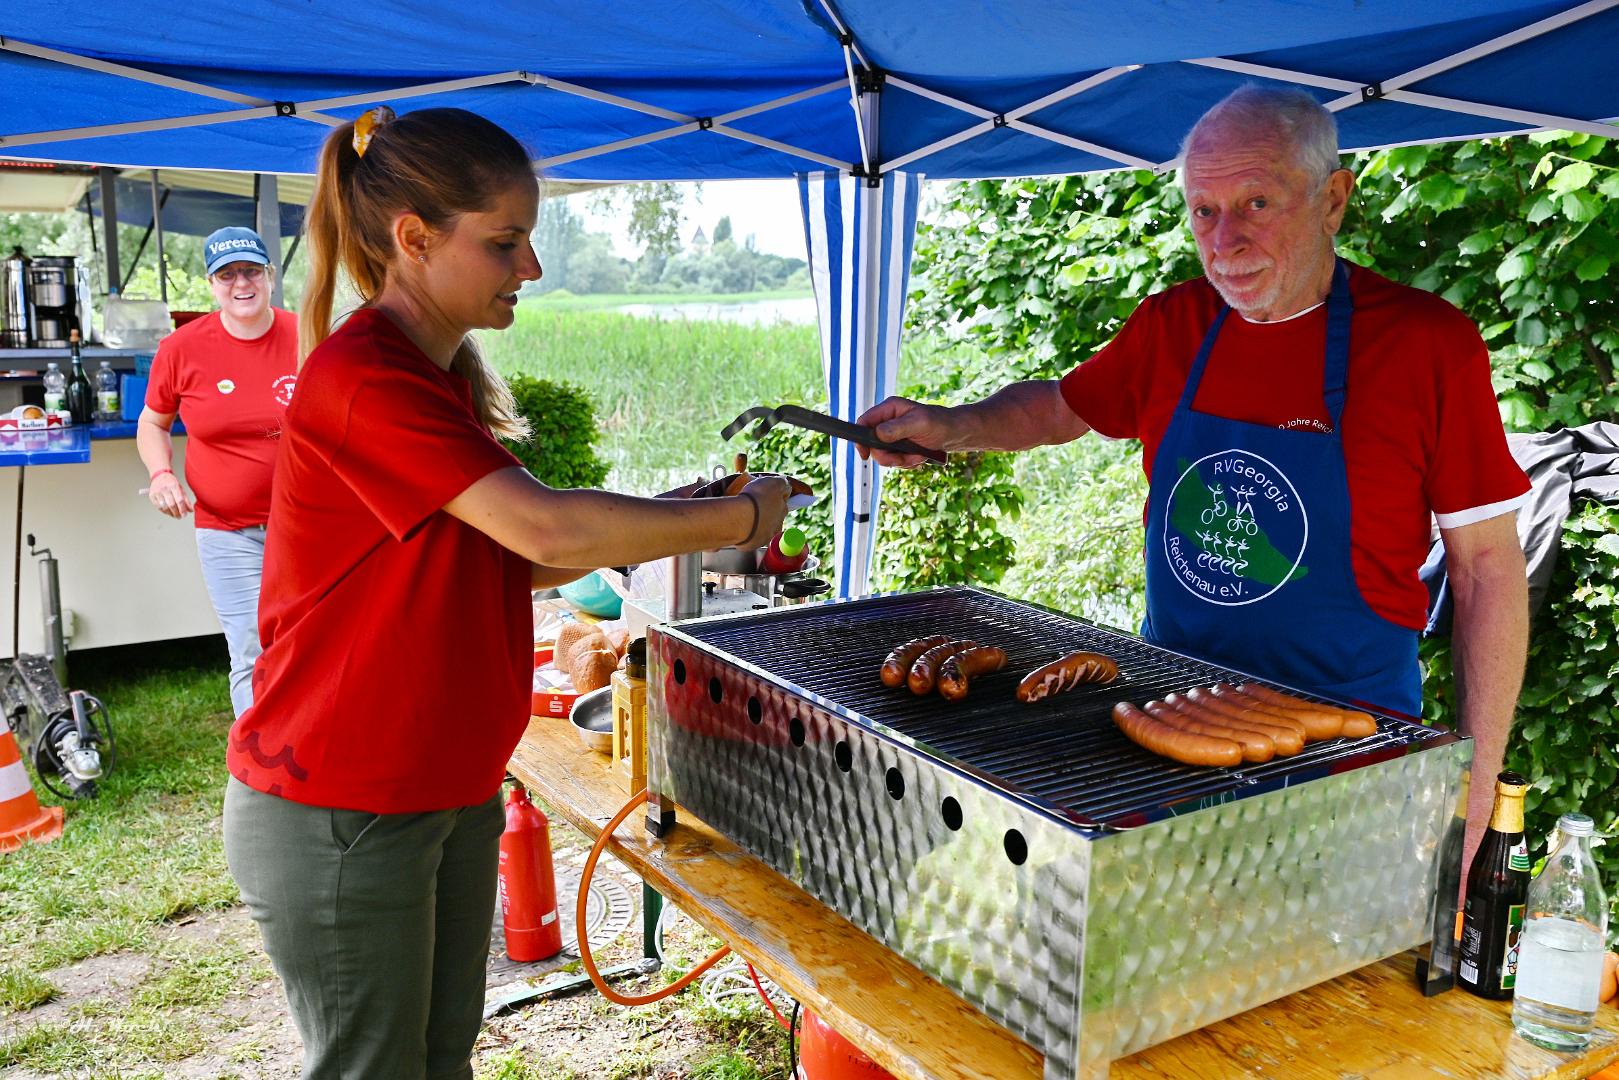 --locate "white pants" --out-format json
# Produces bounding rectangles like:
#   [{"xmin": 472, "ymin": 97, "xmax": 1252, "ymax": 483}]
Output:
[{"xmin": 195, "ymin": 525, "xmax": 266, "ymax": 718}]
